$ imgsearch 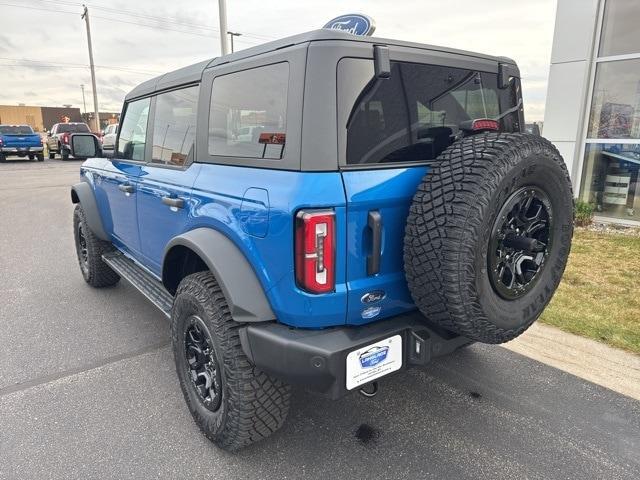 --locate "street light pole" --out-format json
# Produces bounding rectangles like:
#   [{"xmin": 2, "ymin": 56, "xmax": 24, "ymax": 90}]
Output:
[
  {"xmin": 81, "ymin": 5, "xmax": 100, "ymax": 132},
  {"xmin": 227, "ymin": 31, "xmax": 241, "ymax": 53},
  {"xmin": 80, "ymin": 84, "xmax": 87, "ymax": 118},
  {"xmin": 218, "ymin": 0, "xmax": 229, "ymax": 55}
]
